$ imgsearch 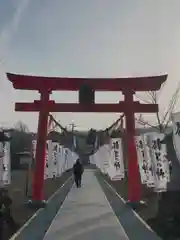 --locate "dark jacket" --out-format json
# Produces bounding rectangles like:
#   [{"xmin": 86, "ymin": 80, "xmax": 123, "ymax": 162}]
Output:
[
  {"xmin": 0, "ymin": 194, "xmax": 12, "ymax": 218},
  {"xmin": 1, "ymin": 195, "xmax": 12, "ymax": 208},
  {"xmin": 73, "ymin": 161, "xmax": 84, "ymax": 176}
]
